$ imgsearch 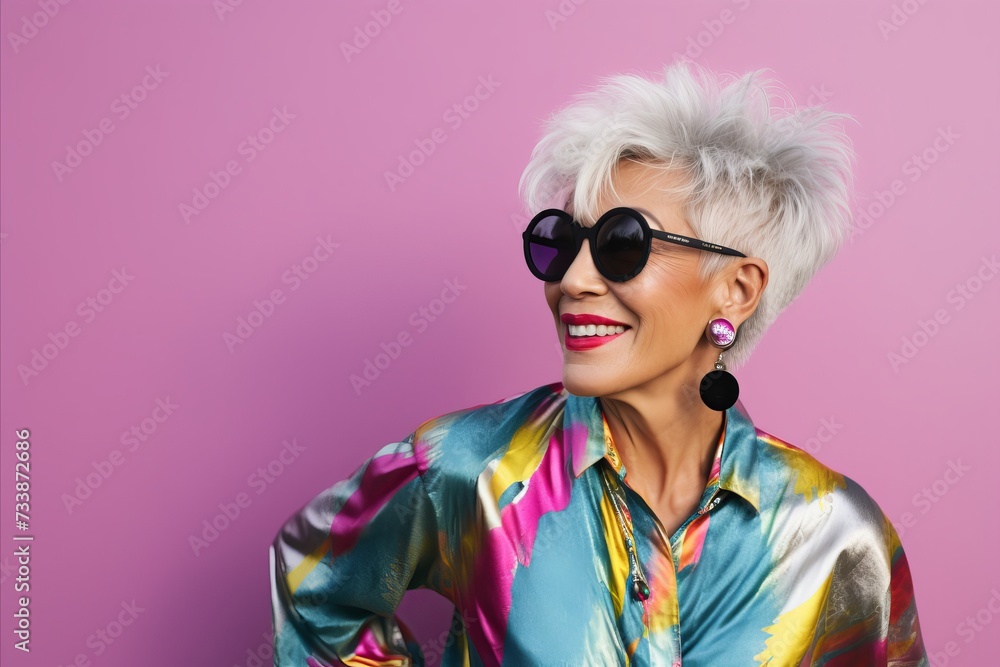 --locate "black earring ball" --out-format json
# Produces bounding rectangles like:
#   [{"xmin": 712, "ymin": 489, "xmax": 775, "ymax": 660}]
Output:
[{"xmin": 699, "ymin": 369, "xmax": 739, "ymax": 411}]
